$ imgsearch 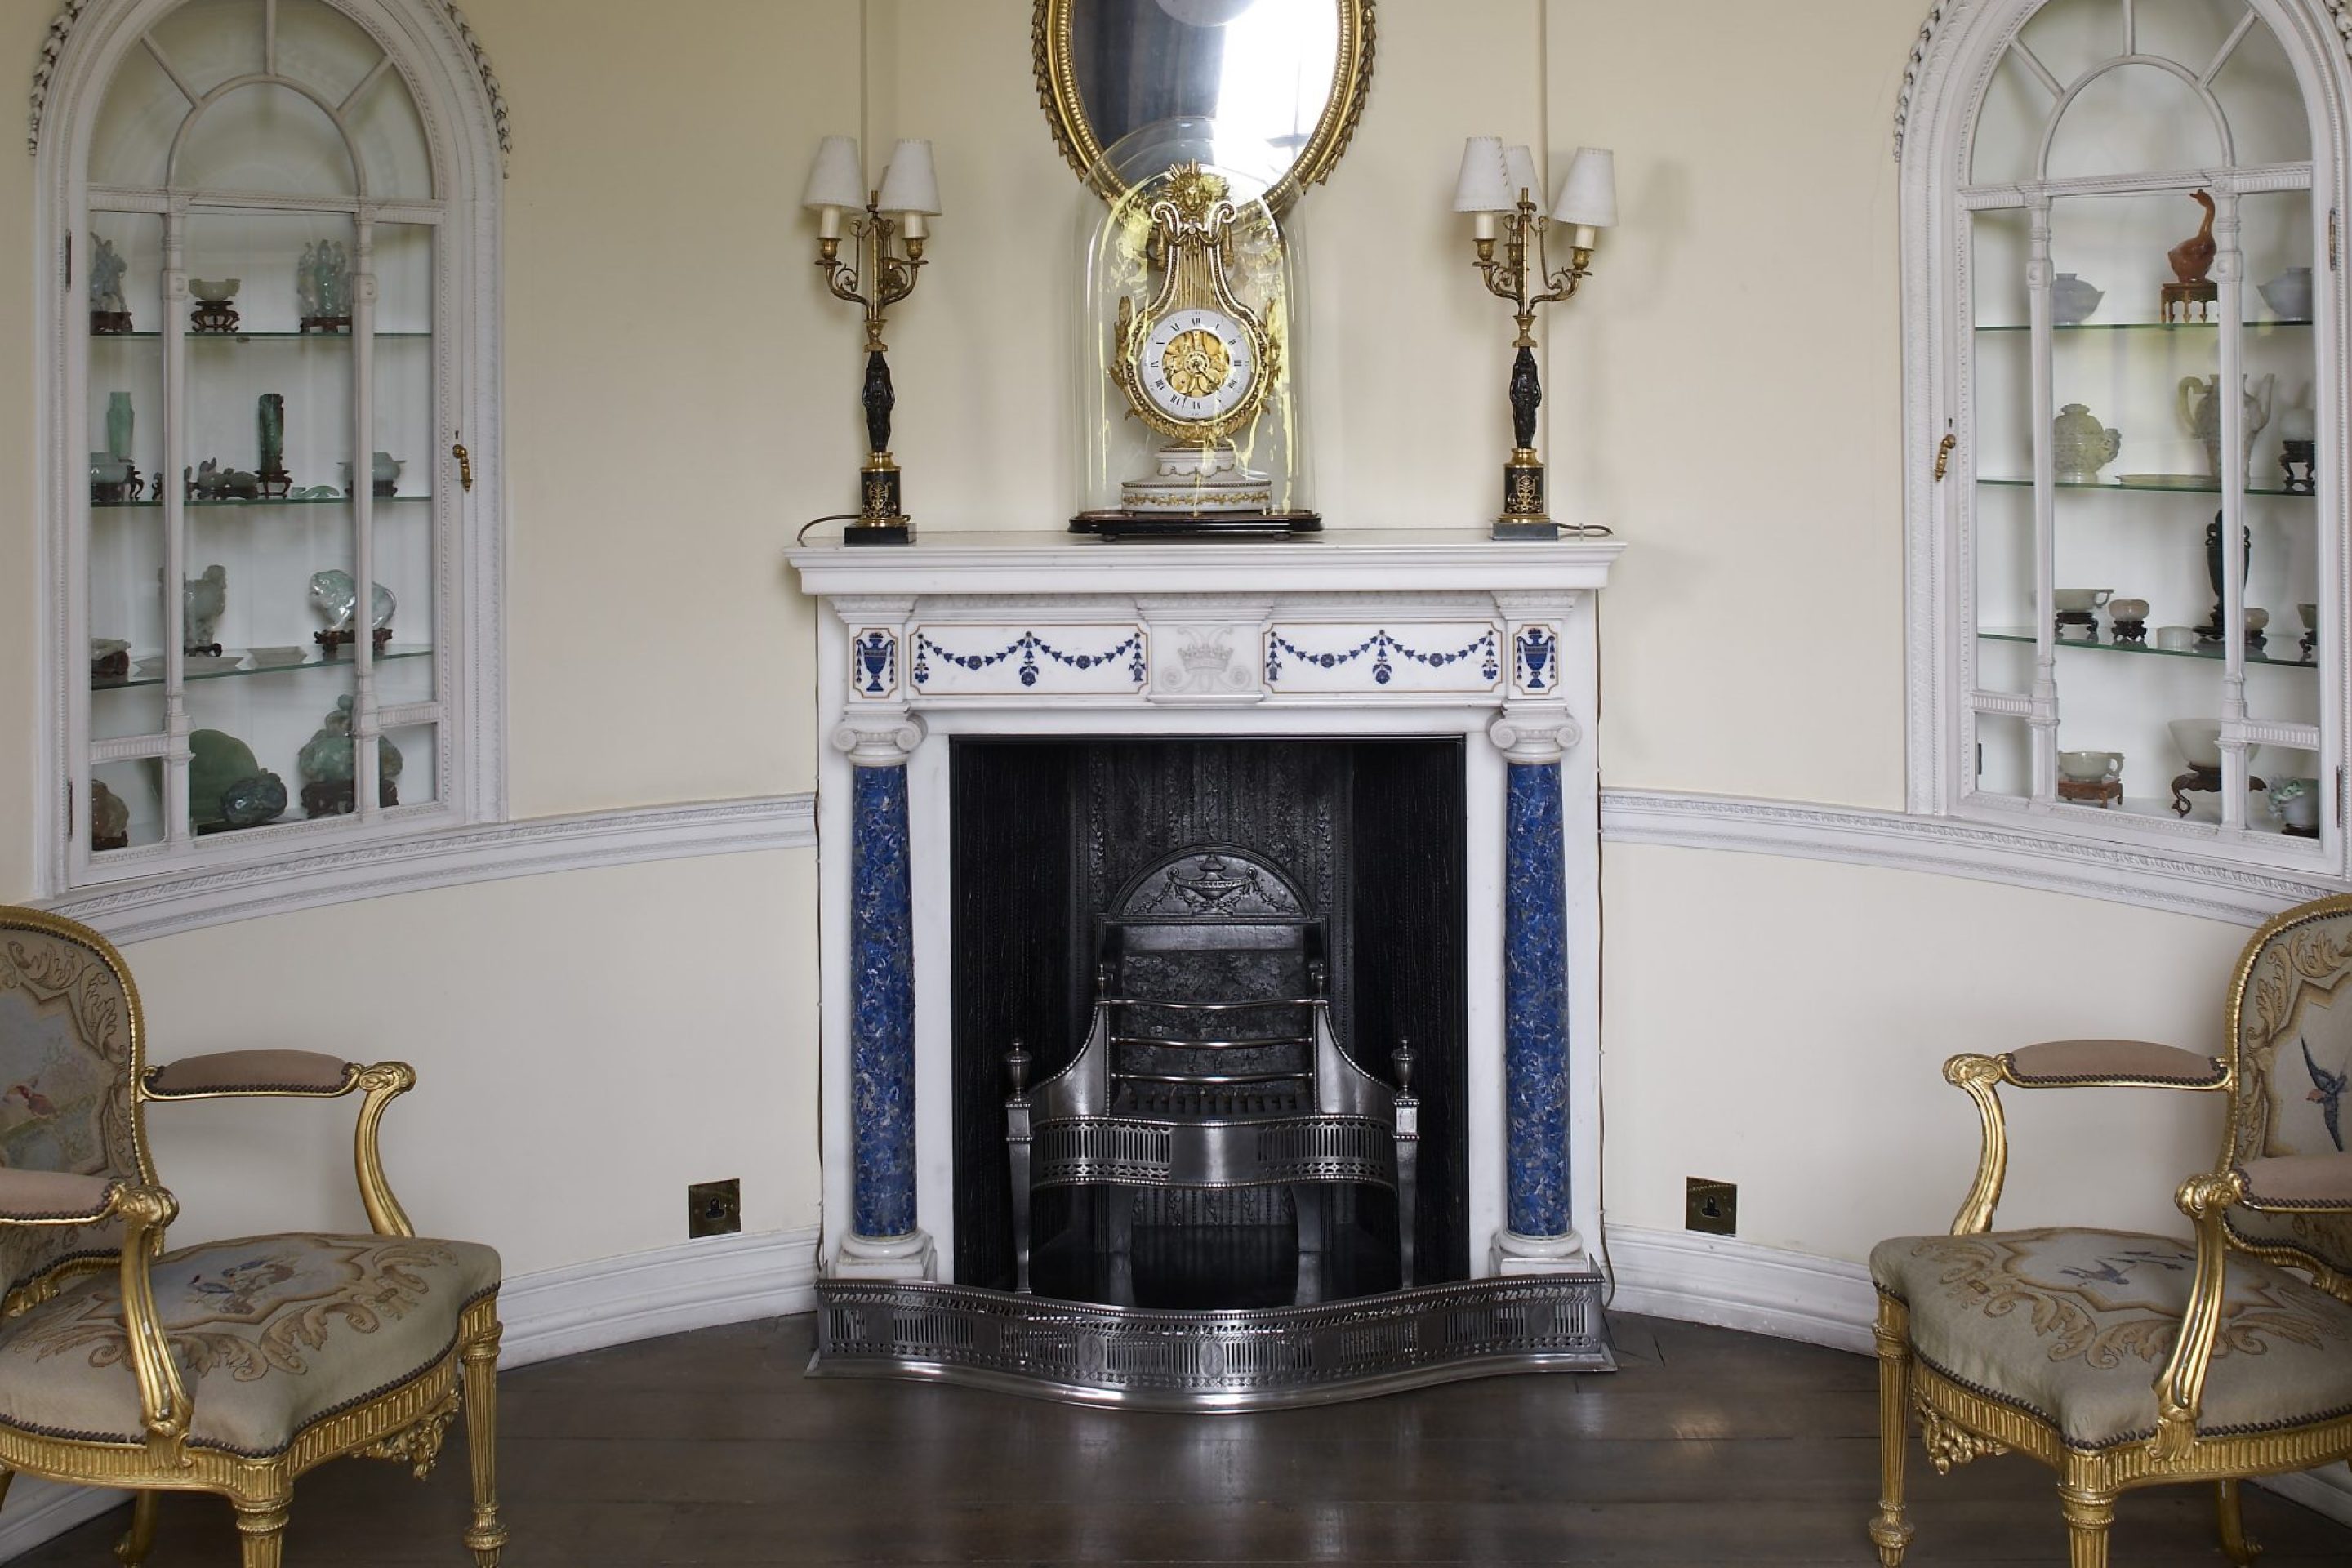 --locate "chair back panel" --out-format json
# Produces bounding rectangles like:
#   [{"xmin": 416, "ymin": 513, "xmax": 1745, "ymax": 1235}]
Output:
[
  {"xmin": 0, "ymin": 912, "xmax": 149, "ymax": 1304},
  {"xmin": 2227, "ymin": 897, "xmax": 2352, "ymax": 1281}
]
